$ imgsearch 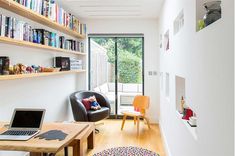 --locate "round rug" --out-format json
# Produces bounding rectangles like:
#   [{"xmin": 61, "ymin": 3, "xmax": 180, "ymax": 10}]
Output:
[{"xmin": 93, "ymin": 146, "xmax": 159, "ymax": 156}]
